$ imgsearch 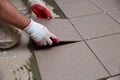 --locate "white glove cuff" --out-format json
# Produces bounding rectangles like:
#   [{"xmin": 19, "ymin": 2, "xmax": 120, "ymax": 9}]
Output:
[
  {"xmin": 28, "ymin": 0, "xmax": 46, "ymax": 6},
  {"xmin": 24, "ymin": 19, "xmax": 34, "ymax": 35},
  {"xmin": 23, "ymin": 19, "xmax": 44, "ymax": 35}
]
